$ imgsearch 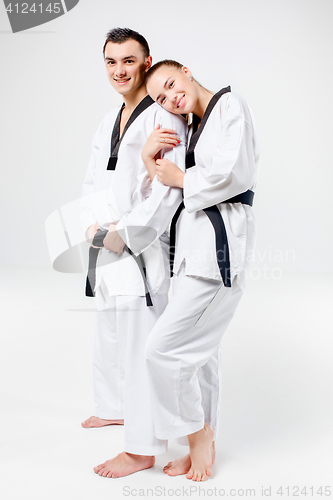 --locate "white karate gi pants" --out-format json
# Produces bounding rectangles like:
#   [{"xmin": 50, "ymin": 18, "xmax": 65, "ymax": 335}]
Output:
[
  {"xmin": 145, "ymin": 263, "xmax": 243, "ymax": 442},
  {"xmin": 93, "ymin": 281, "xmax": 125, "ymax": 420},
  {"xmin": 93, "ymin": 280, "xmax": 168, "ymax": 455}
]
